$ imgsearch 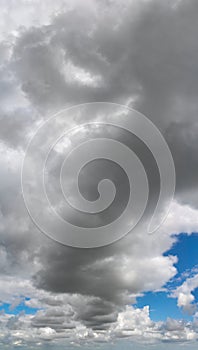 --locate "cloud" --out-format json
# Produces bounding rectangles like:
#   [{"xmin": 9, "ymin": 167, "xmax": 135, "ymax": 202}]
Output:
[
  {"xmin": 172, "ymin": 274, "xmax": 198, "ymax": 314},
  {"xmin": 0, "ymin": 0, "xmax": 198, "ymax": 348},
  {"xmin": 1, "ymin": 303, "xmax": 198, "ymax": 347}
]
